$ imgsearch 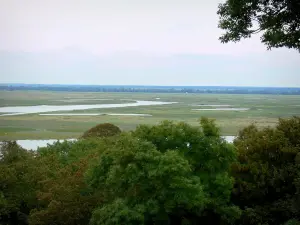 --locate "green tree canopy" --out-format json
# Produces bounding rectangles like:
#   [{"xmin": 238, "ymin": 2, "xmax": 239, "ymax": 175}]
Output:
[
  {"xmin": 87, "ymin": 133, "xmax": 209, "ymax": 225},
  {"xmin": 231, "ymin": 117, "xmax": 300, "ymax": 225},
  {"xmin": 81, "ymin": 123, "xmax": 121, "ymax": 139},
  {"xmin": 131, "ymin": 118, "xmax": 240, "ymax": 224},
  {"xmin": 217, "ymin": 0, "xmax": 300, "ymax": 51},
  {"xmin": 29, "ymin": 155, "xmax": 99, "ymax": 225},
  {"xmin": 29, "ymin": 139, "xmax": 112, "ymax": 225},
  {"xmin": 0, "ymin": 141, "xmax": 38, "ymax": 225},
  {"xmin": 4, "ymin": 117, "xmax": 300, "ymax": 225}
]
